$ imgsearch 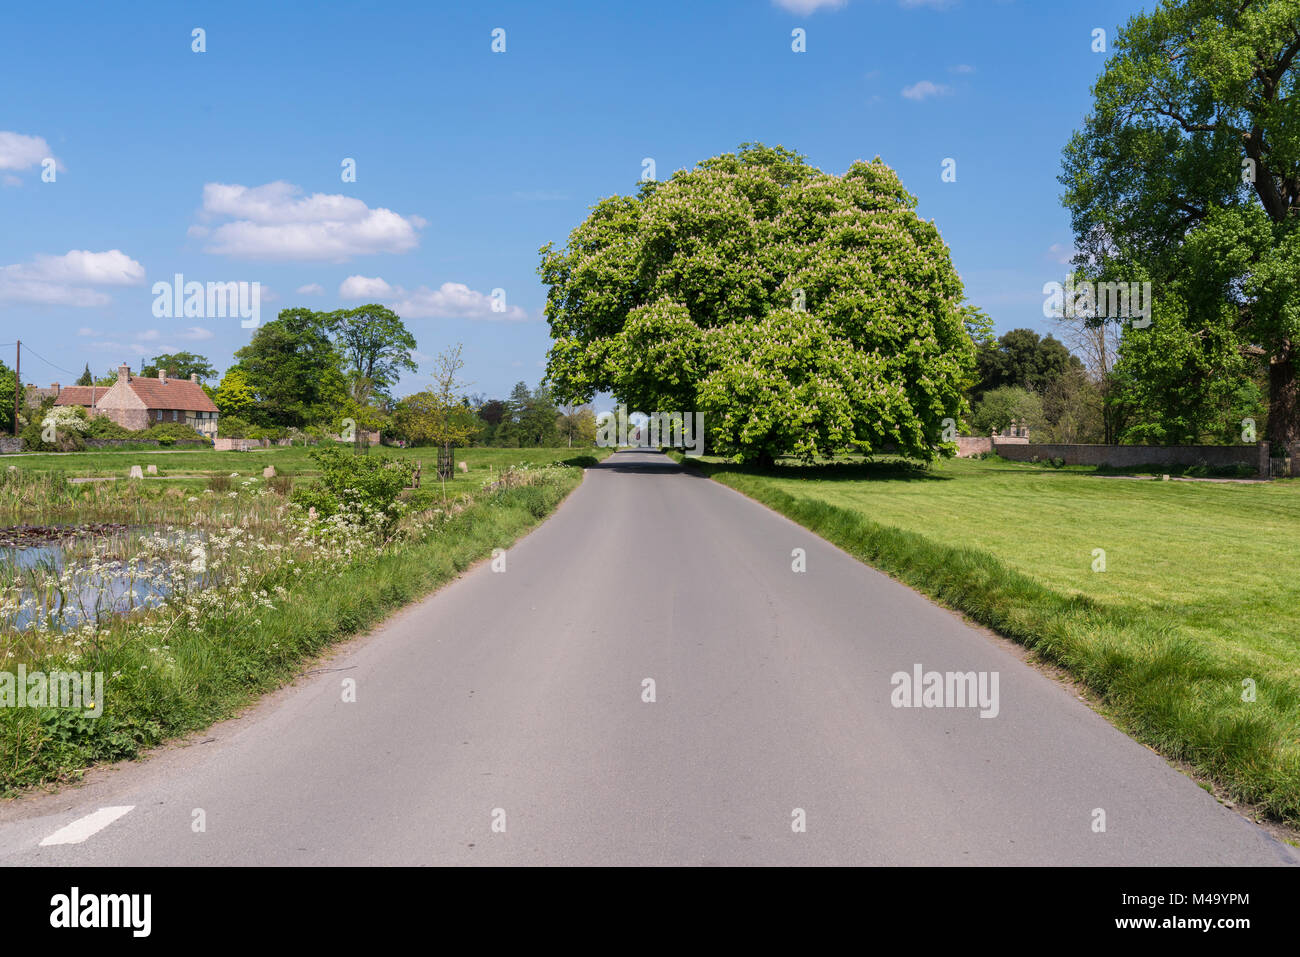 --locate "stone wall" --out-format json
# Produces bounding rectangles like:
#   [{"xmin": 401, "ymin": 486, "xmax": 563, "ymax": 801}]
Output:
[
  {"xmin": 992, "ymin": 441, "xmax": 1268, "ymax": 476},
  {"xmin": 0, "ymin": 436, "xmax": 23, "ymax": 454}
]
